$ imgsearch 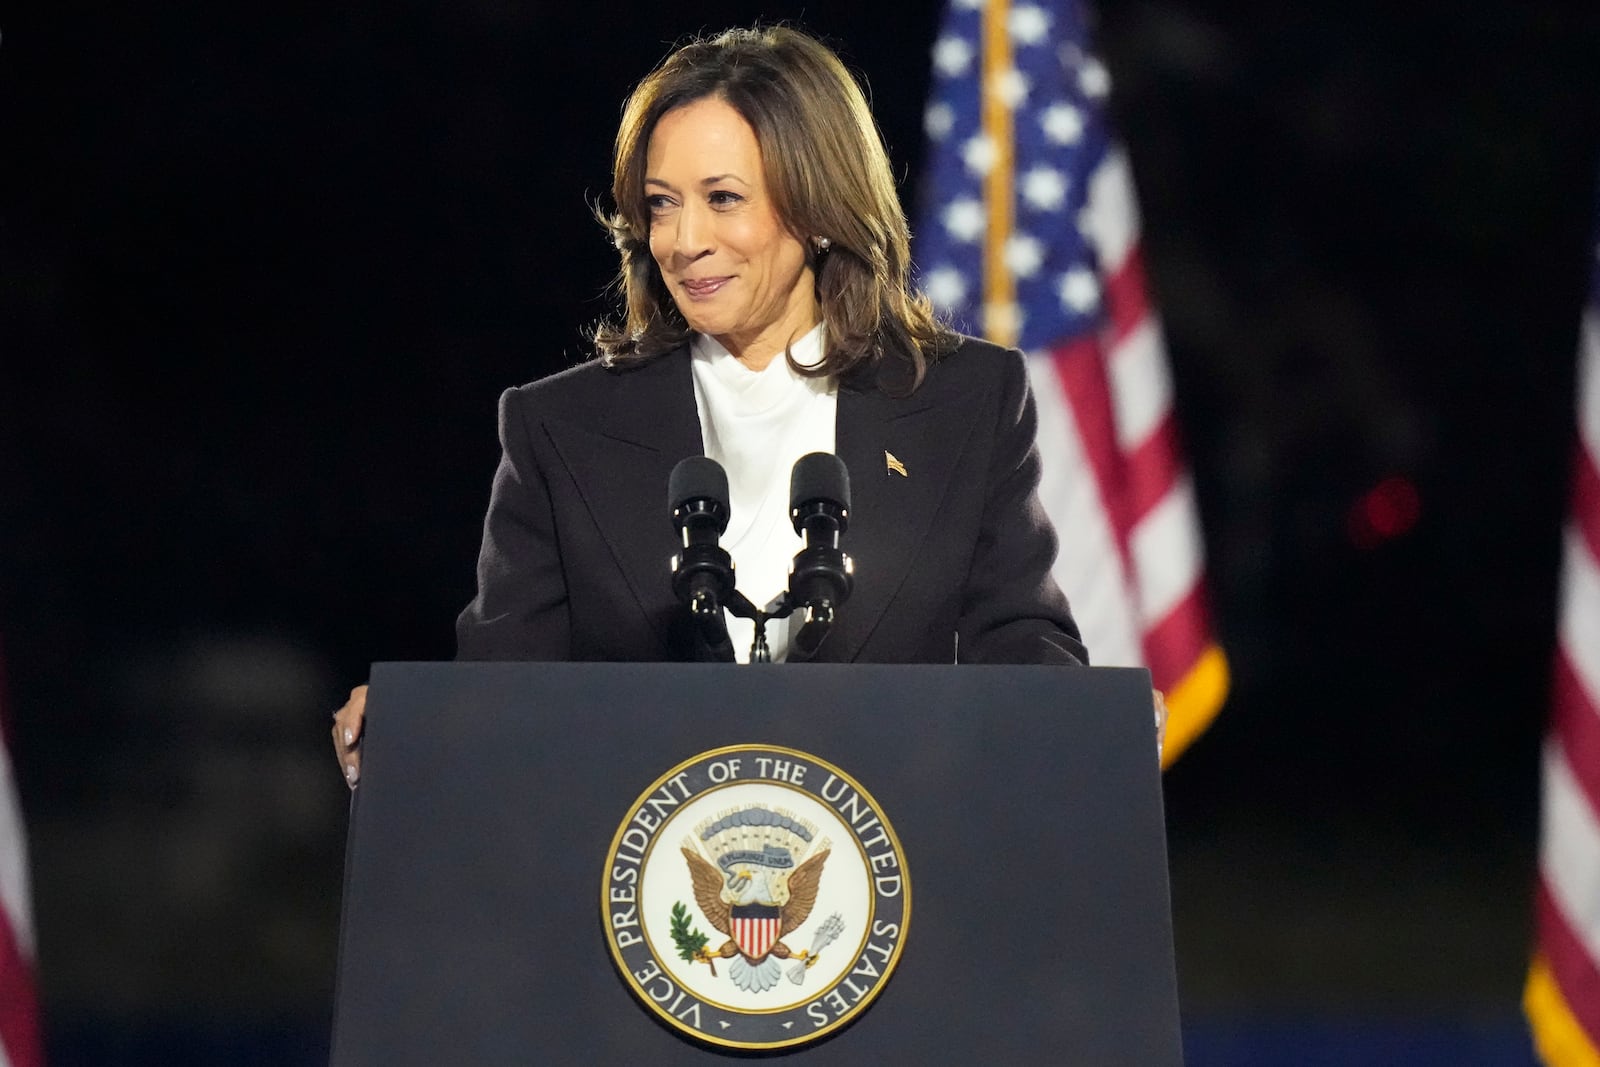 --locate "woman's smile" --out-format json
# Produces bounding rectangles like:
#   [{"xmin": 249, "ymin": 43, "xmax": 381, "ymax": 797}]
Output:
[{"xmin": 681, "ymin": 276, "xmax": 733, "ymax": 299}]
